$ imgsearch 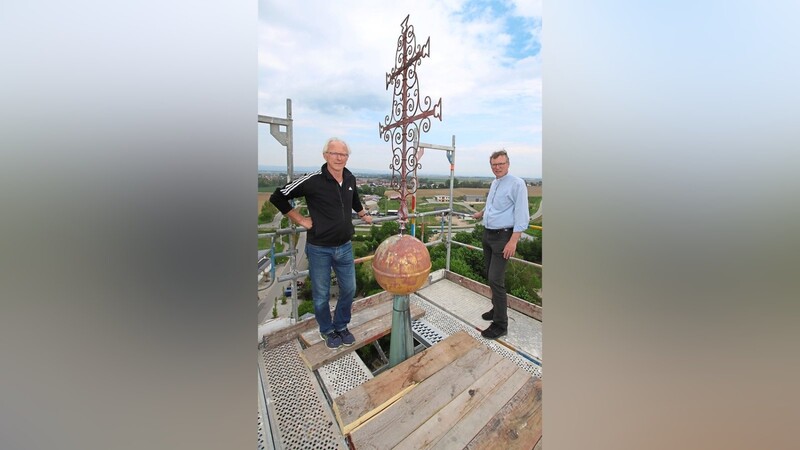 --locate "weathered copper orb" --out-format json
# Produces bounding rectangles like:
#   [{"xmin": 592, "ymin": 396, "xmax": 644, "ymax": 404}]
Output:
[{"xmin": 372, "ymin": 234, "xmax": 431, "ymax": 294}]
